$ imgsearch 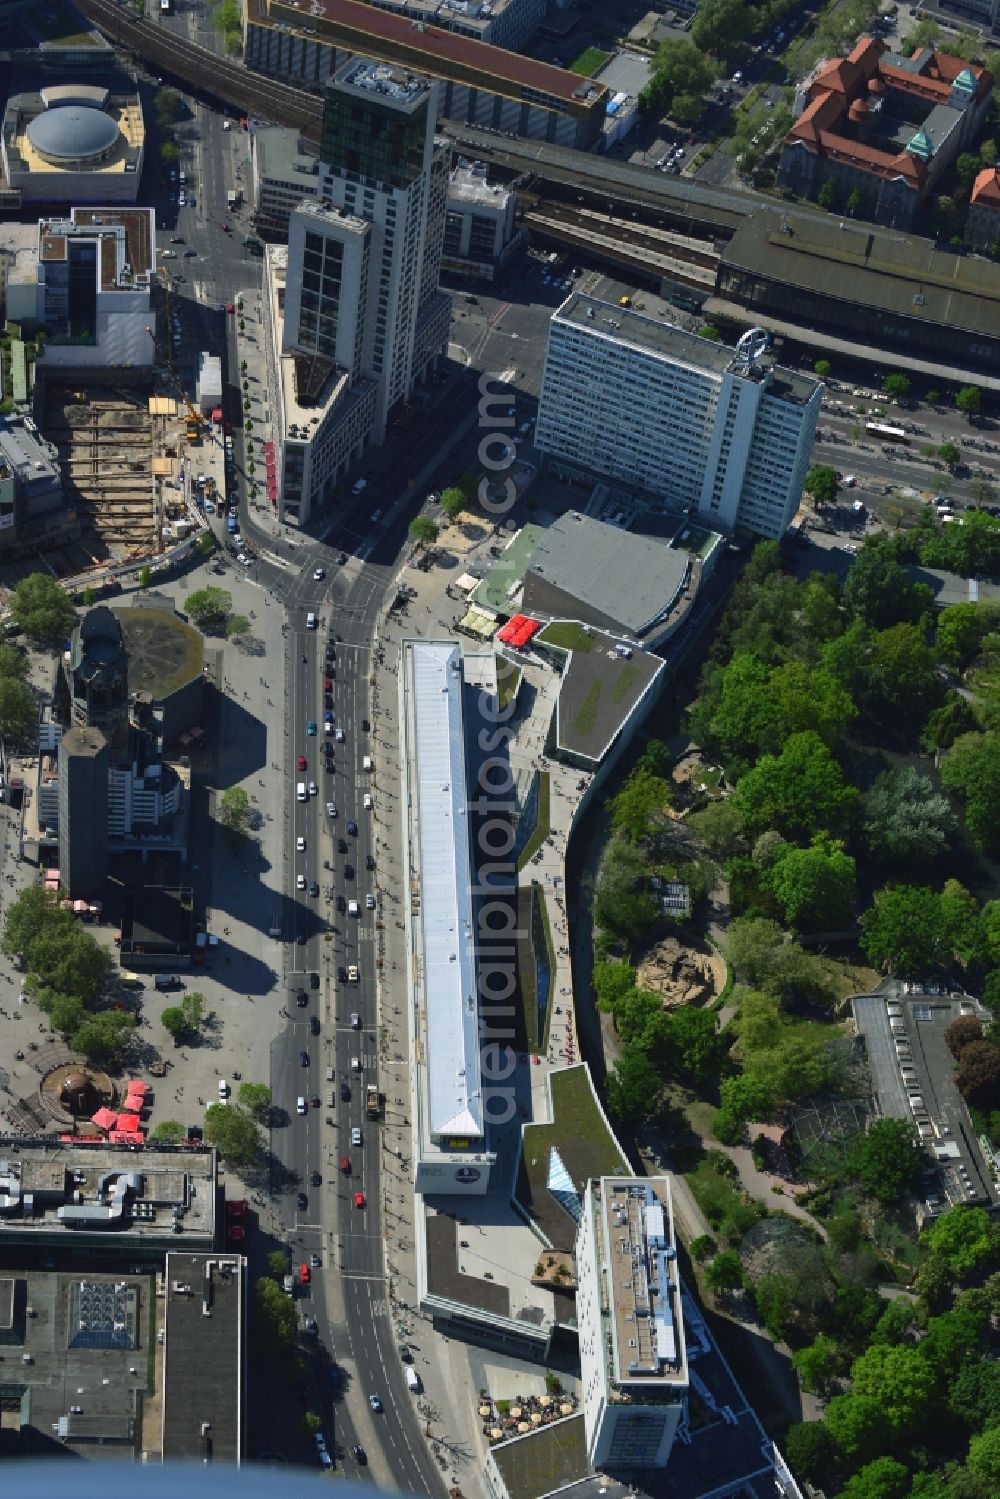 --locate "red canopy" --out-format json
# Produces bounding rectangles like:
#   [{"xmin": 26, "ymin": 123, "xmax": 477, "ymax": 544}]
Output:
[
  {"xmin": 126, "ymin": 1080, "xmax": 147, "ymax": 1097},
  {"xmin": 91, "ymin": 1107, "xmax": 117, "ymax": 1131},
  {"xmin": 116, "ymin": 1113, "xmax": 142, "ymax": 1132},
  {"xmin": 212, "ymin": 407, "xmax": 223, "ymax": 423},
  {"xmin": 109, "ymin": 1132, "xmax": 145, "ymax": 1144},
  {"xmin": 497, "ymin": 614, "xmax": 540, "ymax": 648}
]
